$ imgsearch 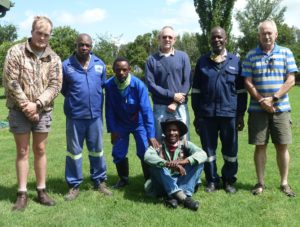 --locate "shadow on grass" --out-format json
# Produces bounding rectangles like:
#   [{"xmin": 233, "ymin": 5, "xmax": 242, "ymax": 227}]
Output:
[
  {"xmin": 0, "ymin": 176, "xmax": 97, "ymax": 203},
  {"xmin": 106, "ymin": 173, "xmax": 160, "ymax": 205},
  {"xmin": 0, "ymin": 95, "xmax": 6, "ymax": 100}
]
